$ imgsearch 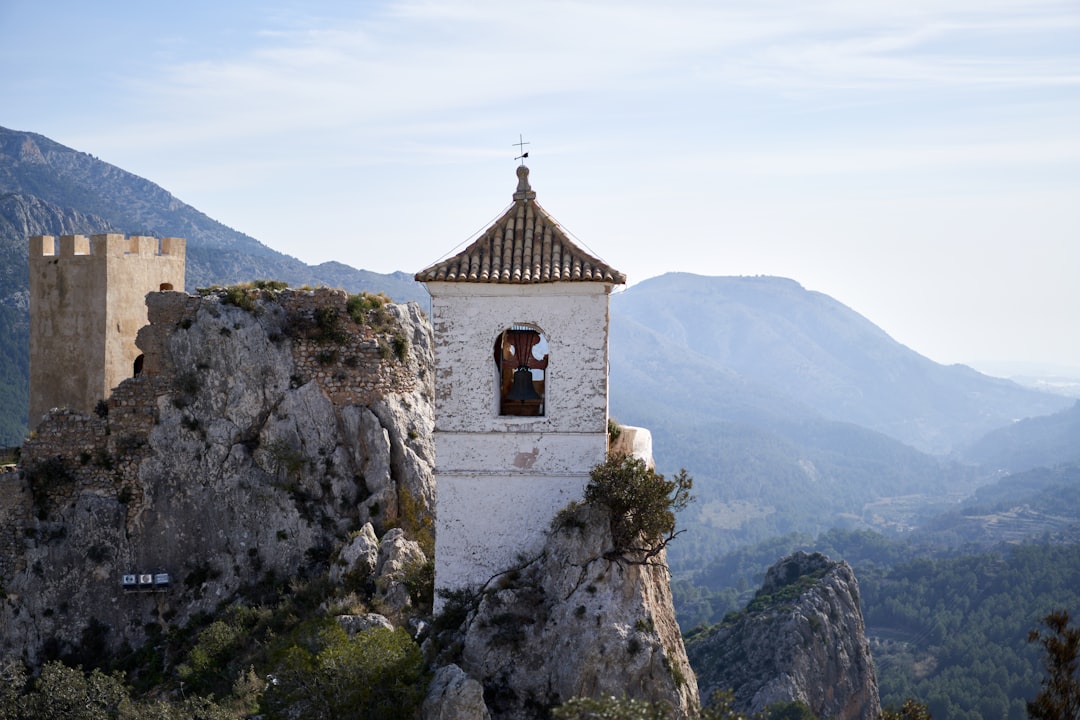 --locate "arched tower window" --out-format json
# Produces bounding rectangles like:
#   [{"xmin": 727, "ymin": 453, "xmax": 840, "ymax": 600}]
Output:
[
  {"xmin": 494, "ymin": 325, "xmax": 548, "ymax": 417},
  {"xmin": 159, "ymin": 282, "xmax": 174, "ymax": 291}
]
